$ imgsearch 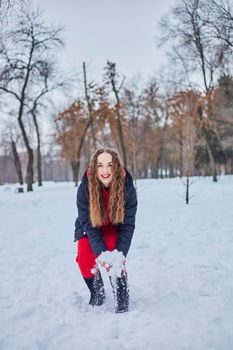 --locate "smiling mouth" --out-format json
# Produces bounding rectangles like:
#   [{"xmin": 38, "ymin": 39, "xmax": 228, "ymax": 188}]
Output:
[{"xmin": 101, "ymin": 175, "xmax": 110, "ymax": 179}]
